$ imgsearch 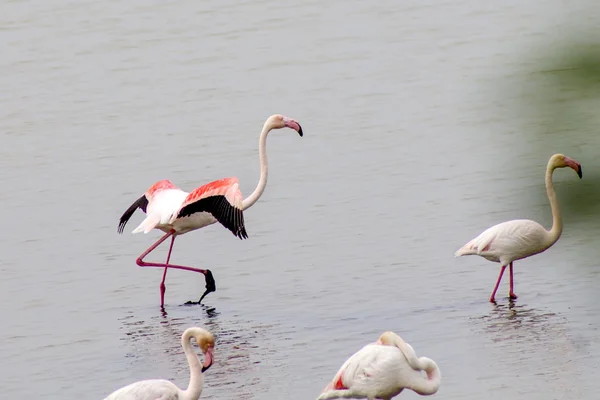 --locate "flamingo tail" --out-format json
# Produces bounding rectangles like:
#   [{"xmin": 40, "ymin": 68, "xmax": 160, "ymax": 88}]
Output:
[
  {"xmin": 455, "ymin": 234, "xmax": 494, "ymax": 257},
  {"xmin": 454, "ymin": 241, "xmax": 479, "ymax": 257},
  {"xmin": 132, "ymin": 213, "xmax": 161, "ymax": 234}
]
